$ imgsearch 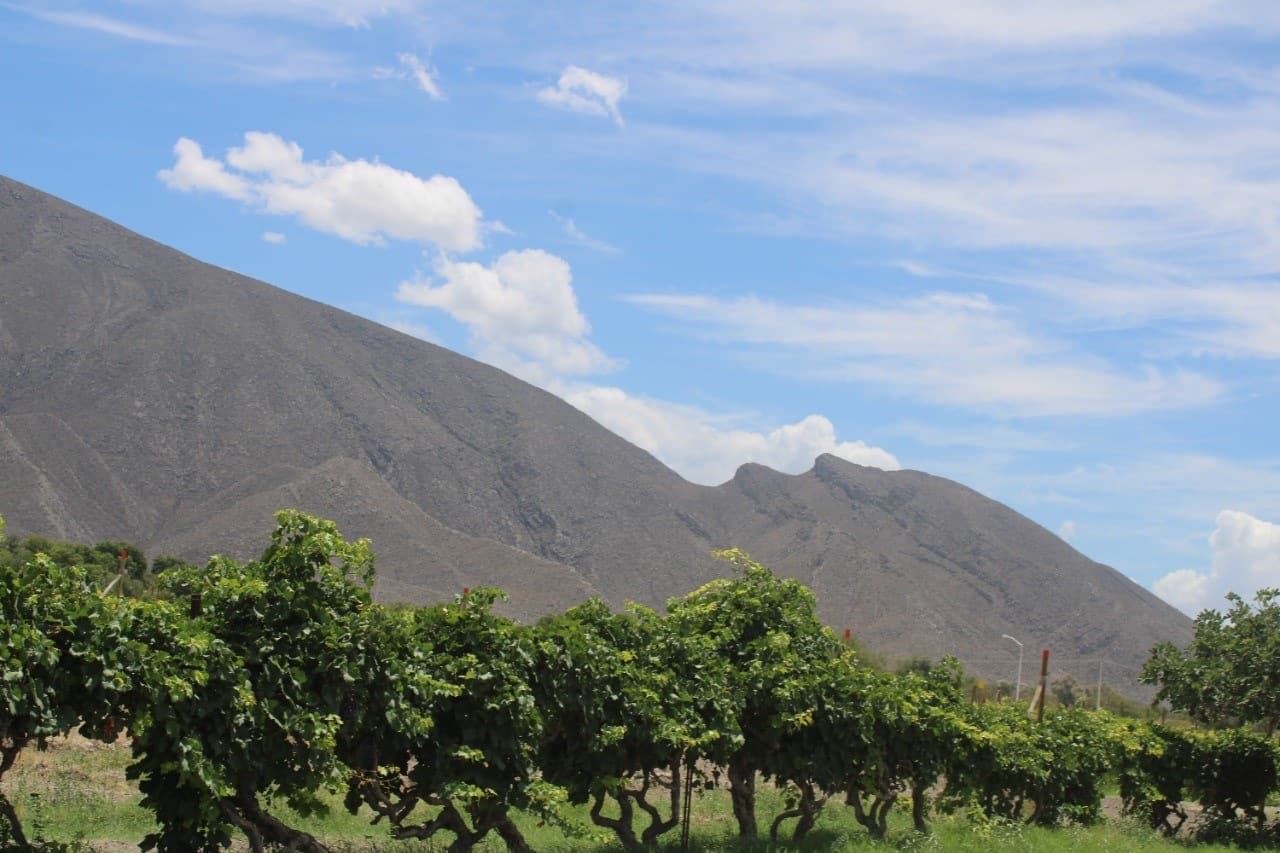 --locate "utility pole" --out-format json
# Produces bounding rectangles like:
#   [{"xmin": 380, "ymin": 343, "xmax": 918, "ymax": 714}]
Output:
[{"xmin": 1002, "ymin": 634, "xmax": 1024, "ymax": 701}]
